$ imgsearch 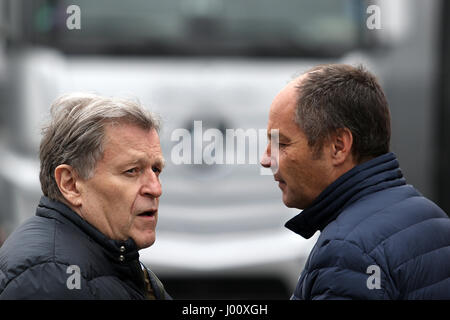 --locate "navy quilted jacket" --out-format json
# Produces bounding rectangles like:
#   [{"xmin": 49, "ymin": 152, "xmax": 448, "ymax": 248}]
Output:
[
  {"xmin": 285, "ymin": 152, "xmax": 450, "ymax": 299},
  {"xmin": 0, "ymin": 196, "xmax": 171, "ymax": 299}
]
